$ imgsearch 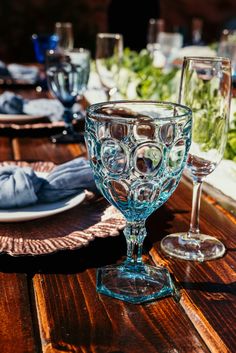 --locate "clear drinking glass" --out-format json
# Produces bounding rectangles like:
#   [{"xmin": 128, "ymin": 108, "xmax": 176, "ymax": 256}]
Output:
[
  {"xmin": 161, "ymin": 57, "xmax": 231, "ymax": 261},
  {"xmin": 218, "ymin": 36, "xmax": 236, "ymax": 88},
  {"xmin": 46, "ymin": 48, "xmax": 90, "ymax": 143},
  {"xmin": 54, "ymin": 22, "xmax": 74, "ymax": 51},
  {"xmin": 147, "ymin": 18, "xmax": 165, "ymax": 52},
  {"xmin": 158, "ymin": 32, "xmax": 183, "ymax": 69},
  {"xmin": 95, "ymin": 33, "xmax": 123, "ymax": 100},
  {"xmin": 86, "ymin": 101, "xmax": 192, "ymax": 303}
]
